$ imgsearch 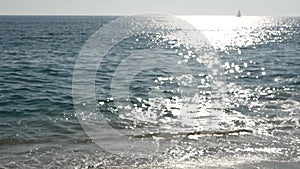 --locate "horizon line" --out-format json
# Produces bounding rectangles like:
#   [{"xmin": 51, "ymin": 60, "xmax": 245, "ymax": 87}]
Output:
[{"xmin": 0, "ymin": 14, "xmax": 300, "ymax": 17}]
